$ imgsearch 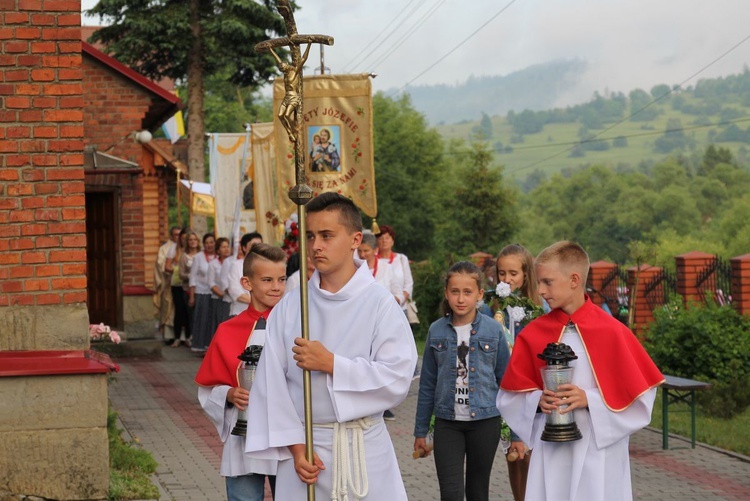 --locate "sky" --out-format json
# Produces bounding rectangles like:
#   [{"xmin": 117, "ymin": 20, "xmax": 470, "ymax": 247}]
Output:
[{"xmin": 82, "ymin": 0, "xmax": 750, "ymax": 107}]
